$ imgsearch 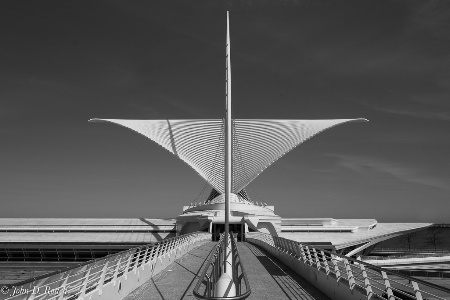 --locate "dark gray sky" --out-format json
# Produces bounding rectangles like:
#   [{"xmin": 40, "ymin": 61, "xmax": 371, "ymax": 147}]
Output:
[{"xmin": 1, "ymin": 0, "xmax": 449, "ymax": 222}]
